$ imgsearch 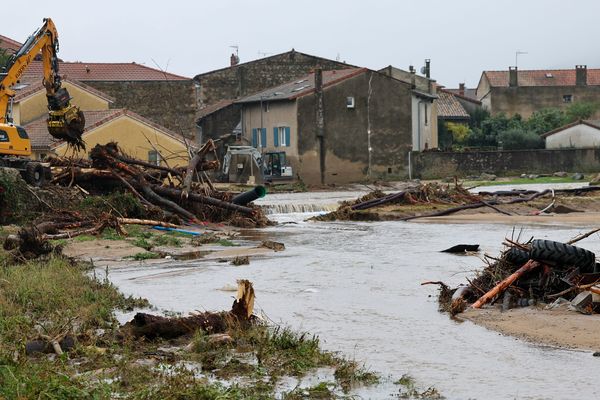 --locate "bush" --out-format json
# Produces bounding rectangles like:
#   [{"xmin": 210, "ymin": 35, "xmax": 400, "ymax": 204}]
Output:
[
  {"xmin": 498, "ymin": 128, "xmax": 544, "ymax": 150},
  {"xmin": 526, "ymin": 108, "xmax": 566, "ymax": 135},
  {"xmin": 565, "ymin": 101, "xmax": 598, "ymax": 122}
]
